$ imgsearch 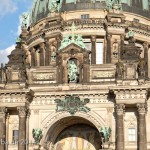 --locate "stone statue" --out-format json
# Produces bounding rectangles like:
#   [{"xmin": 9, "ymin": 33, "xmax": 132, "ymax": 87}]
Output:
[
  {"xmin": 116, "ymin": 61, "xmax": 124, "ymax": 79},
  {"xmin": 4, "ymin": 67, "xmax": 12, "ymax": 83},
  {"xmin": 106, "ymin": 0, "xmax": 122, "ymax": 10},
  {"xmin": 128, "ymin": 30, "xmax": 134, "ymax": 38},
  {"xmin": 16, "ymin": 37, "xmax": 21, "ymax": 43},
  {"xmin": 68, "ymin": 60, "xmax": 78, "ymax": 82},
  {"xmin": 76, "ymin": 34, "xmax": 86, "ymax": 49},
  {"xmin": 49, "ymin": 0, "xmax": 61, "ymax": 13},
  {"xmin": 21, "ymin": 13, "xmax": 28, "ymax": 28},
  {"xmin": 137, "ymin": 57, "xmax": 146, "ymax": 78},
  {"xmin": 100, "ymin": 127, "xmax": 111, "ymax": 143},
  {"xmin": 32, "ymin": 128, "xmax": 43, "ymax": 144},
  {"xmin": 51, "ymin": 51, "xmax": 56, "ymax": 62},
  {"xmin": 58, "ymin": 35, "xmax": 71, "ymax": 50}
]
